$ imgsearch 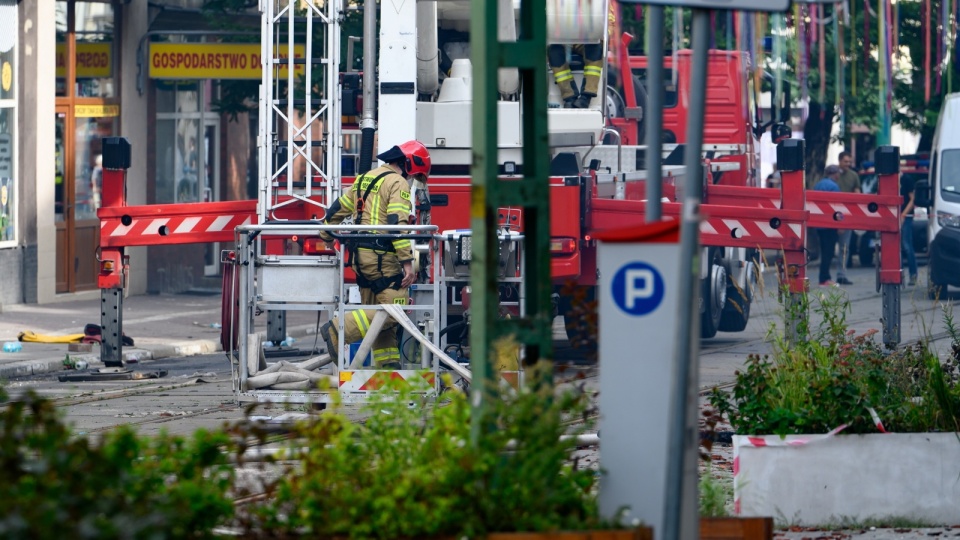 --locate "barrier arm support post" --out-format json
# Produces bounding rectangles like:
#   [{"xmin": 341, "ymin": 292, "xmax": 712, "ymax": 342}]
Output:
[
  {"xmin": 876, "ymin": 145, "xmax": 902, "ymax": 348},
  {"xmin": 777, "ymin": 139, "xmax": 808, "ymax": 342},
  {"xmin": 97, "ymin": 137, "xmax": 132, "ymax": 368}
]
